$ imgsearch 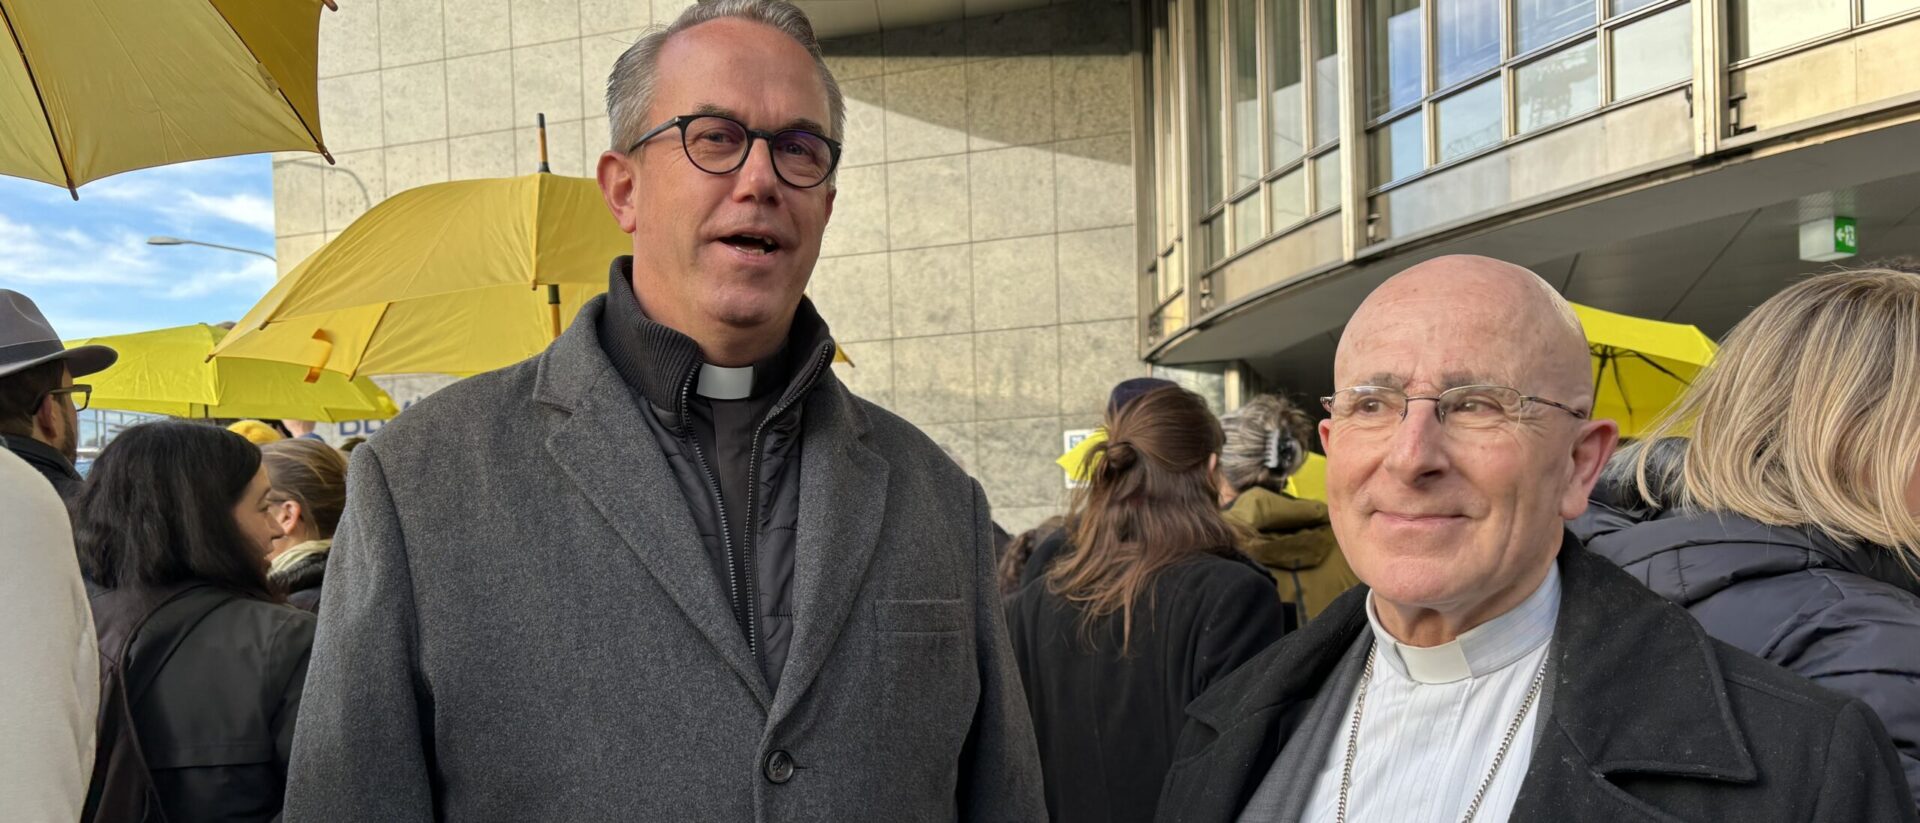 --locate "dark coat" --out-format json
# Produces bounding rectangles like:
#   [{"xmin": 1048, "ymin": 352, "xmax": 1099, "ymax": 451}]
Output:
[
  {"xmin": 1006, "ymin": 541, "xmax": 1286, "ymax": 823},
  {"xmin": 4, "ymin": 432, "xmax": 80, "ymax": 501},
  {"xmin": 1577, "ymin": 504, "xmax": 1920, "ymax": 799},
  {"xmin": 1156, "ymin": 539, "xmax": 1918, "ymax": 823},
  {"xmin": 268, "ymin": 551, "xmax": 326, "ymax": 613},
  {"xmin": 116, "ymin": 588, "xmax": 316, "ymax": 821}
]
